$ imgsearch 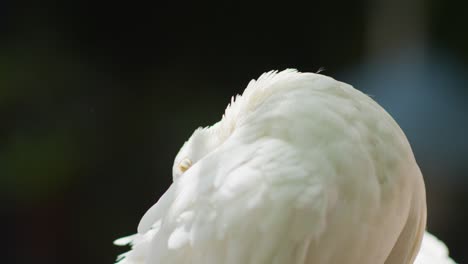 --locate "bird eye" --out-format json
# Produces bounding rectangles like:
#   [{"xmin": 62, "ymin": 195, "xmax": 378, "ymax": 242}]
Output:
[{"xmin": 178, "ymin": 158, "xmax": 192, "ymax": 173}]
